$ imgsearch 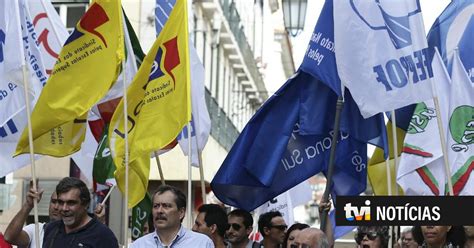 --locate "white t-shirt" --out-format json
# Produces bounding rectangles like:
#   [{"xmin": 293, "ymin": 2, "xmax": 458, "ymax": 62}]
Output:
[{"xmin": 23, "ymin": 222, "xmax": 45, "ymax": 248}]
